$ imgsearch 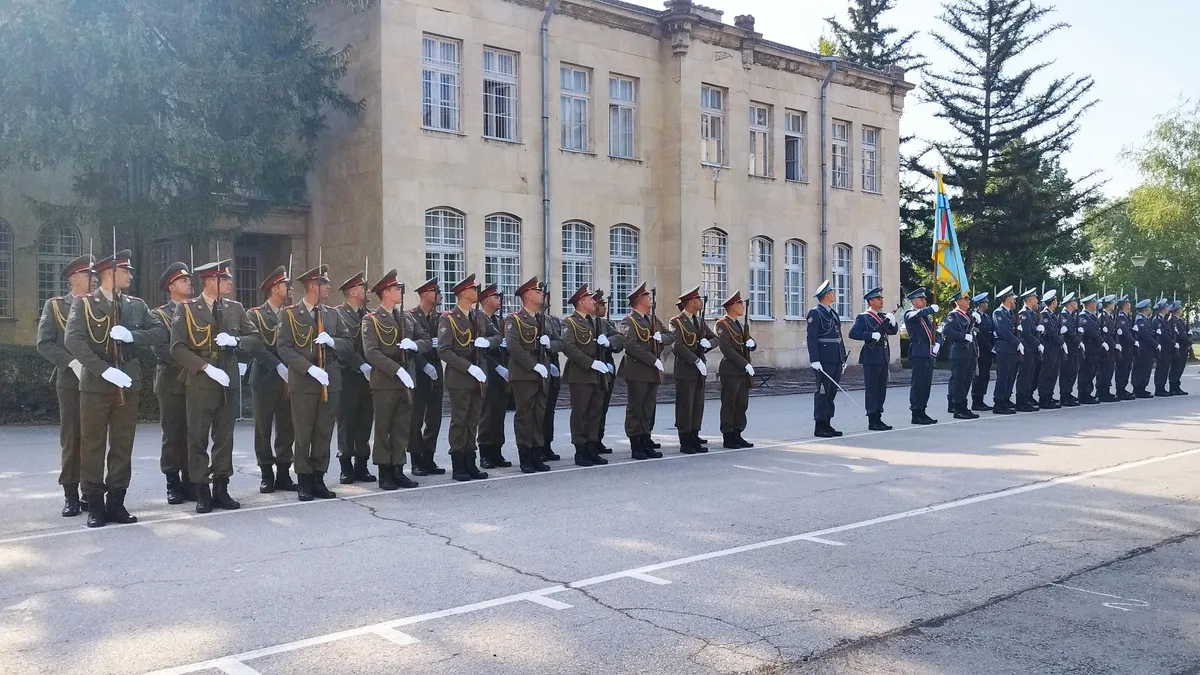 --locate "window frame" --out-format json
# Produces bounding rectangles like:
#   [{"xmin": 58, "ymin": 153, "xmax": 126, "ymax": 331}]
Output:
[
  {"xmin": 700, "ymin": 85, "xmax": 726, "ymax": 166},
  {"xmin": 749, "ymin": 103, "xmax": 771, "ymax": 177},
  {"xmin": 784, "ymin": 110, "xmax": 806, "ymax": 183},
  {"xmin": 831, "ymin": 119, "xmax": 851, "ymax": 190},
  {"xmin": 561, "ymin": 220, "xmax": 594, "ymax": 314},
  {"xmin": 608, "ymin": 75, "xmax": 637, "ymax": 160},
  {"xmin": 424, "ymin": 208, "xmax": 467, "ymax": 312},
  {"xmin": 609, "ymin": 225, "xmax": 639, "ymax": 316},
  {"xmin": 748, "ymin": 236, "xmax": 773, "ymax": 320},
  {"xmin": 560, "ymin": 65, "xmax": 591, "ymax": 153},
  {"xmin": 701, "ymin": 228, "xmax": 728, "ymax": 307},
  {"xmin": 783, "ymin": 239, "xmax": 806, "ymax": 319},
  {"xmin": 832, "ymin": 243, "xmax": 853, "ymax": 318},
  {"xmin": 861, "ymin": 125, "xmax": 881, "ymax": 194},
  {"xmin": 483, "ymin": 47, "xmax": 519, "ymax": 142},
  {"xmin": 0, "ymin": 219, "xmax": 12, "ymax": 319},
  {"xmin": 421, "ymin": 34, "xmax": 463, "ymax": 133},
  {"xmin": 862, "ymin": 246, "xmax": 882, "ymax": 311},
  {"xmin": 484, "ymin": 213, "xmax": 522, "ymax": 315},
  {"xmin": 37, "ymin": 225, "xmax": 82, "ymax": 305}
]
